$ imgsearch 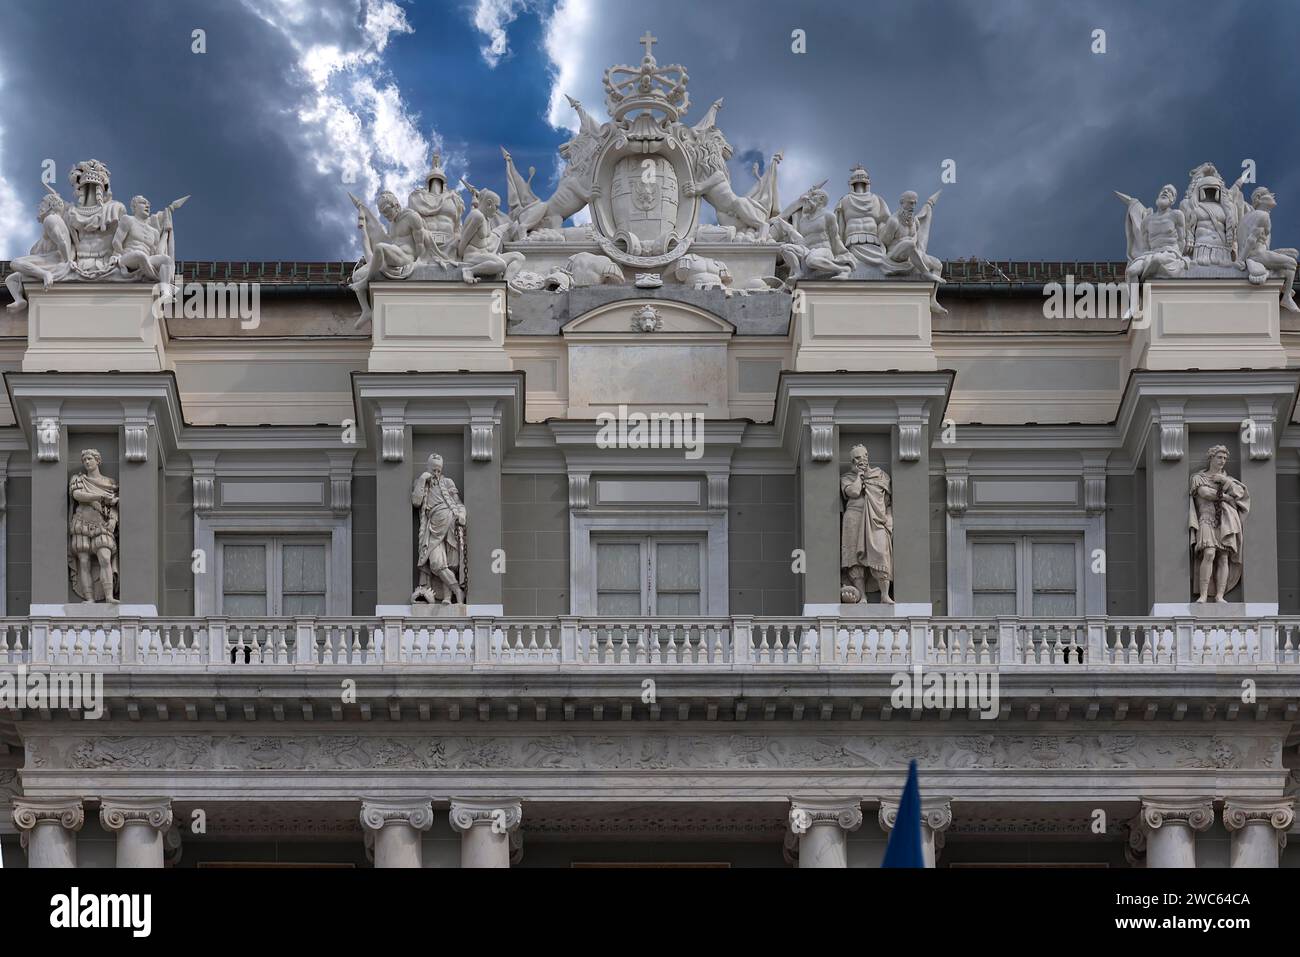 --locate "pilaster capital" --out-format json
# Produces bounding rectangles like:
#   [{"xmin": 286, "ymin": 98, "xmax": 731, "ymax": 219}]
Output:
[
  {"xmin": 568, "ymin": 472, "xmax": 591, "ymax": 509},
  {"xmin": 807, "ymin": 409, "xmax": 836, "ymax": 463},
  {"xmin": 359, "ymin": 799, "xmax": 434, "ymax": 833},
  {"xmin": 878, "ymin": 798, "xmax": 953, "ymax": 834},
  {"xmin": 448, "ymin": 798, "xmax": 522, "ymax": 834},
  {"xmin": 1222, "ymin": 797, "xmax": 1294, "ymax": 833},
  {"xmin": 1156, "ymin": 404, "xmax": 1186, "ymax": 462},
  {"xmin": 789, "ymin": 797, "xmax": 863, "ymax": 833},
  {"xmin": 99, "ymin": 798, "xmax": 174, "ymax": 833},
  {"xmin": 12, "ymin": 797, "xmax": 84, "ymax": 834},
  {"xmin": 1138, "ymin": 798, "xmax": 1213, "ymax": 833}
]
